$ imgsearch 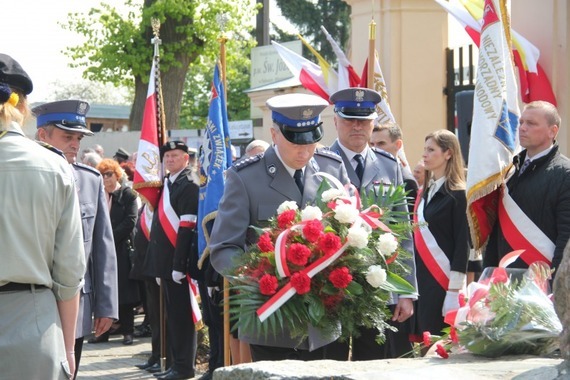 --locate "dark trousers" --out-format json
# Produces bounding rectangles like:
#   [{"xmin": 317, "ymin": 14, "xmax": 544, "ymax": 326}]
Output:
[
  {"xmin": 73, "ymin": 337, "xmax": 84, "ymax": 379},
  {"xmin": 164, "ymin": 279, "xmax": 197, "ymax": 376},
  {"xmin": 145, "ymin": 278, "xmax": 162, "ymax": 363},
  {"xmin": 351, "ymin": 304, "xmax": 414, "ymax": 360},
  {"xmin": 198, "ymin": 281, "xmax": 224, "ymax": 372},
  {"xmin": 119, "ymin": 303, "xmax": 136, "ymax": 334}
]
